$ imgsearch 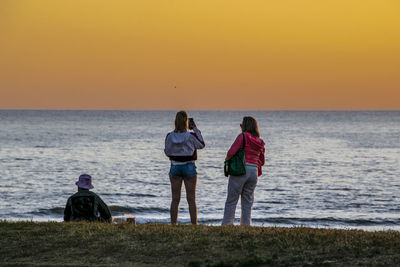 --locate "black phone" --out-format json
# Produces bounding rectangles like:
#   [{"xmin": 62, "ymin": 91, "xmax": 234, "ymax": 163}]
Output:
[{"xmin": 188, "ymin": 118, "xmax": 194, "ymax": 129}]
